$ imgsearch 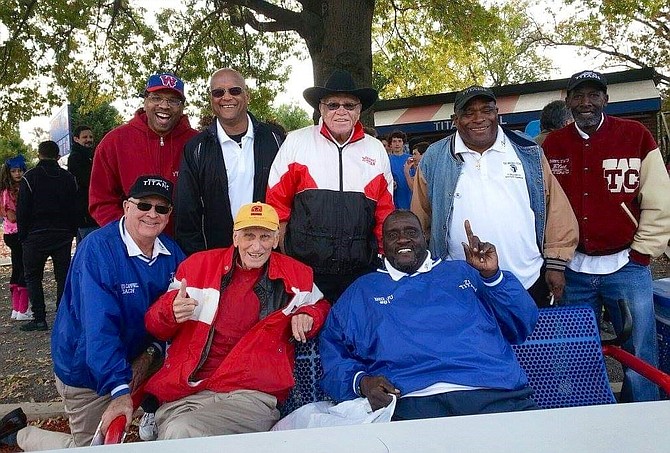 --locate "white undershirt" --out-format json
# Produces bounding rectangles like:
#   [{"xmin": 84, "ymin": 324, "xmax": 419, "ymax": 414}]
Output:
[
  {"xmin": 447, "ymin": 126, "xmax": 543, "ymax": 288},
  {"xmin": 216, "ymin": 116, "xmax": 255, "ymax": 218},
  {"xmin": 568, "ymin": 116, "xmax": 630, "ymax": 274}
]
